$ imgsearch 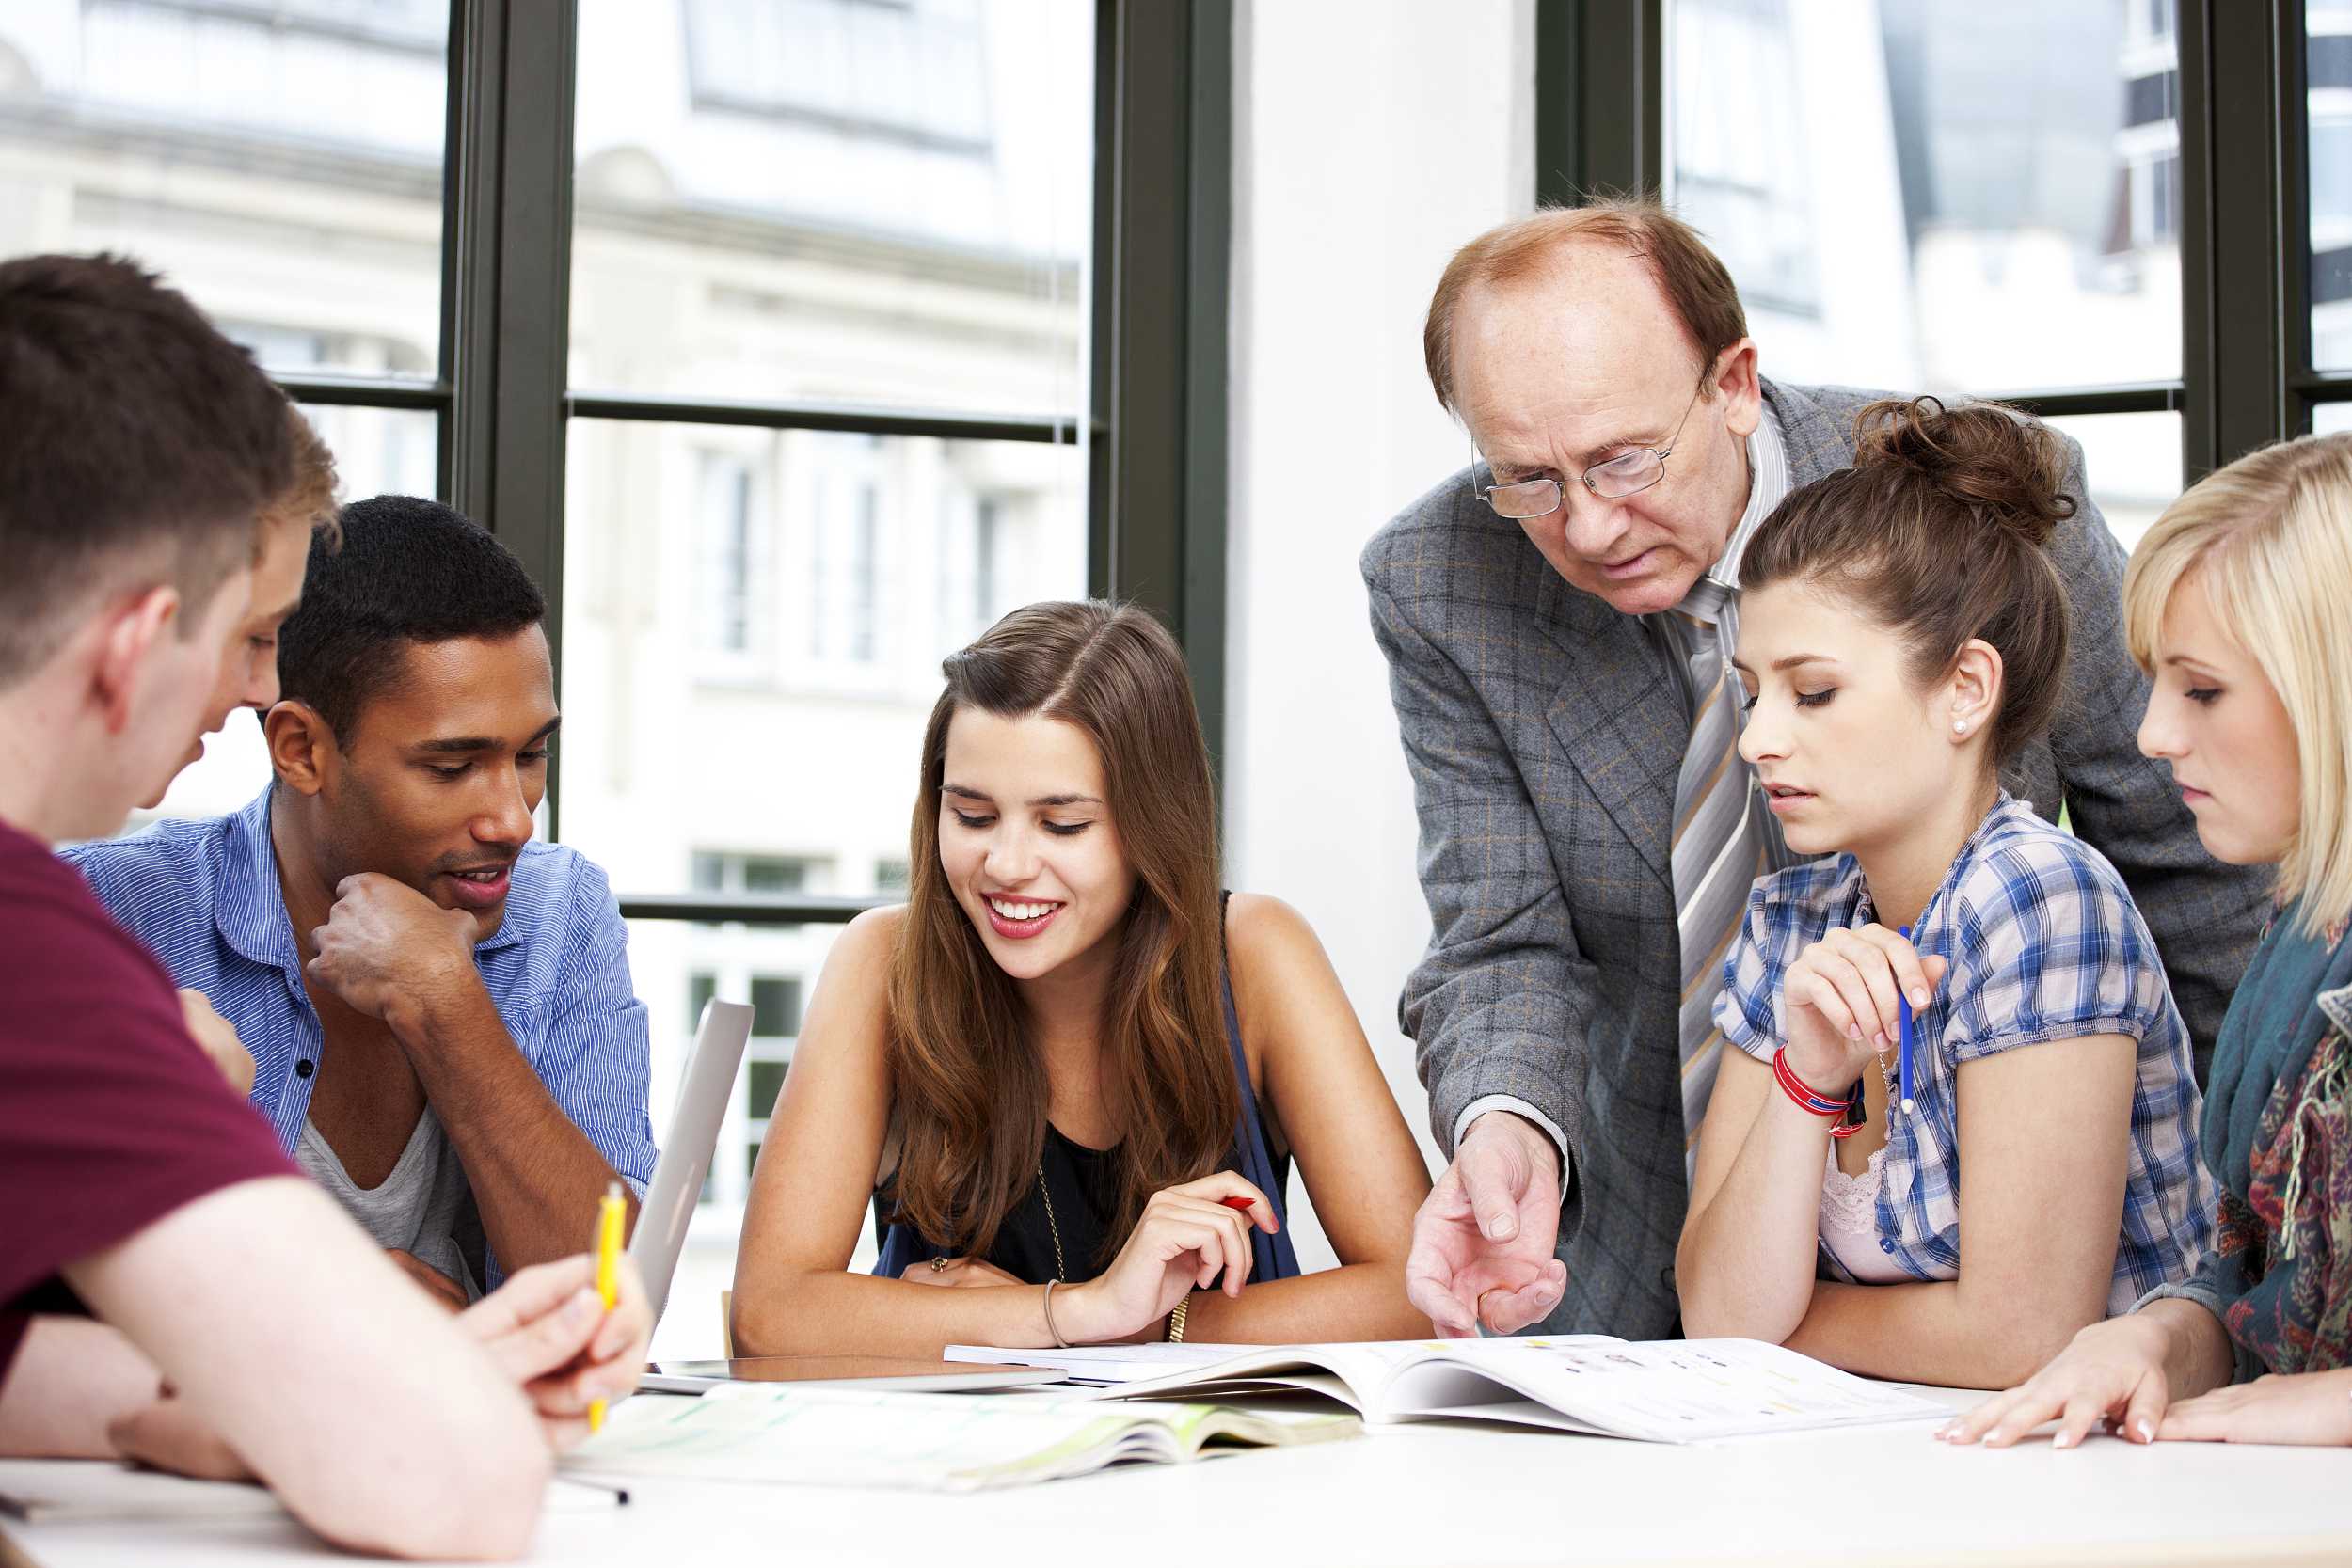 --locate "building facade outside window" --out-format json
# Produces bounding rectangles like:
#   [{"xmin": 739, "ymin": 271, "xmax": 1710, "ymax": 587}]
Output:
[{"xmin": 0, "ymin": 0, "xmax": 1094, "ymax": 1325}]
